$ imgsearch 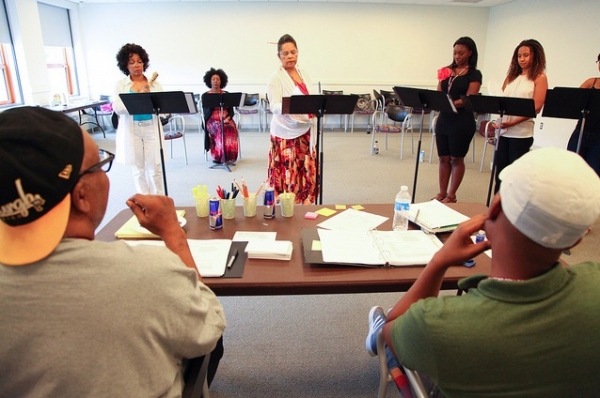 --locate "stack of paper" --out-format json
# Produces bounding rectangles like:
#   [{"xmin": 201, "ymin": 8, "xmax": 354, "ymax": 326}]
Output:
[
  {"xmin": 244, "ymin": 240, "xmax": 293, "ymax": 261},
  {"xmin": 114, "ymin": 210, "xmax": 186, "ymax": 239},
  {"xmin": 407, "ymin": 200, "xmax": 469, "ymax": 233}
]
